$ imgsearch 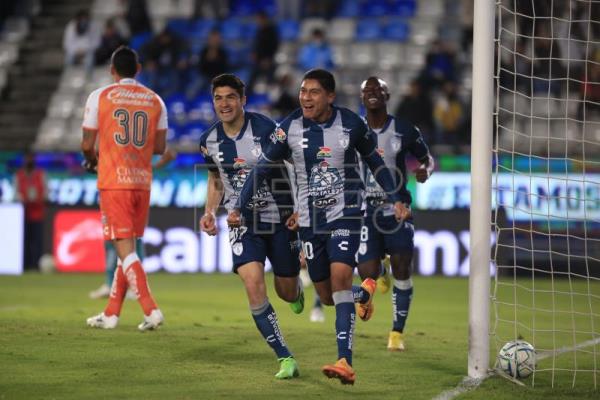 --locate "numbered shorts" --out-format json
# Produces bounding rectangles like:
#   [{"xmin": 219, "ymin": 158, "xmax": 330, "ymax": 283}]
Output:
[
  {"xmin": 357, "ymin": 214, "xmax": 414, "ymax": 263},
  {"xmin": 99, "ymin": 190, "xmax": 150, "ymax": 240},
  {"xmin": 229, "ymin": 222, "xmax": 300, "ymax": 277},
  {"xmin": 298, "ymin": 218, "xmax": 362, "ymax": 283}
]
